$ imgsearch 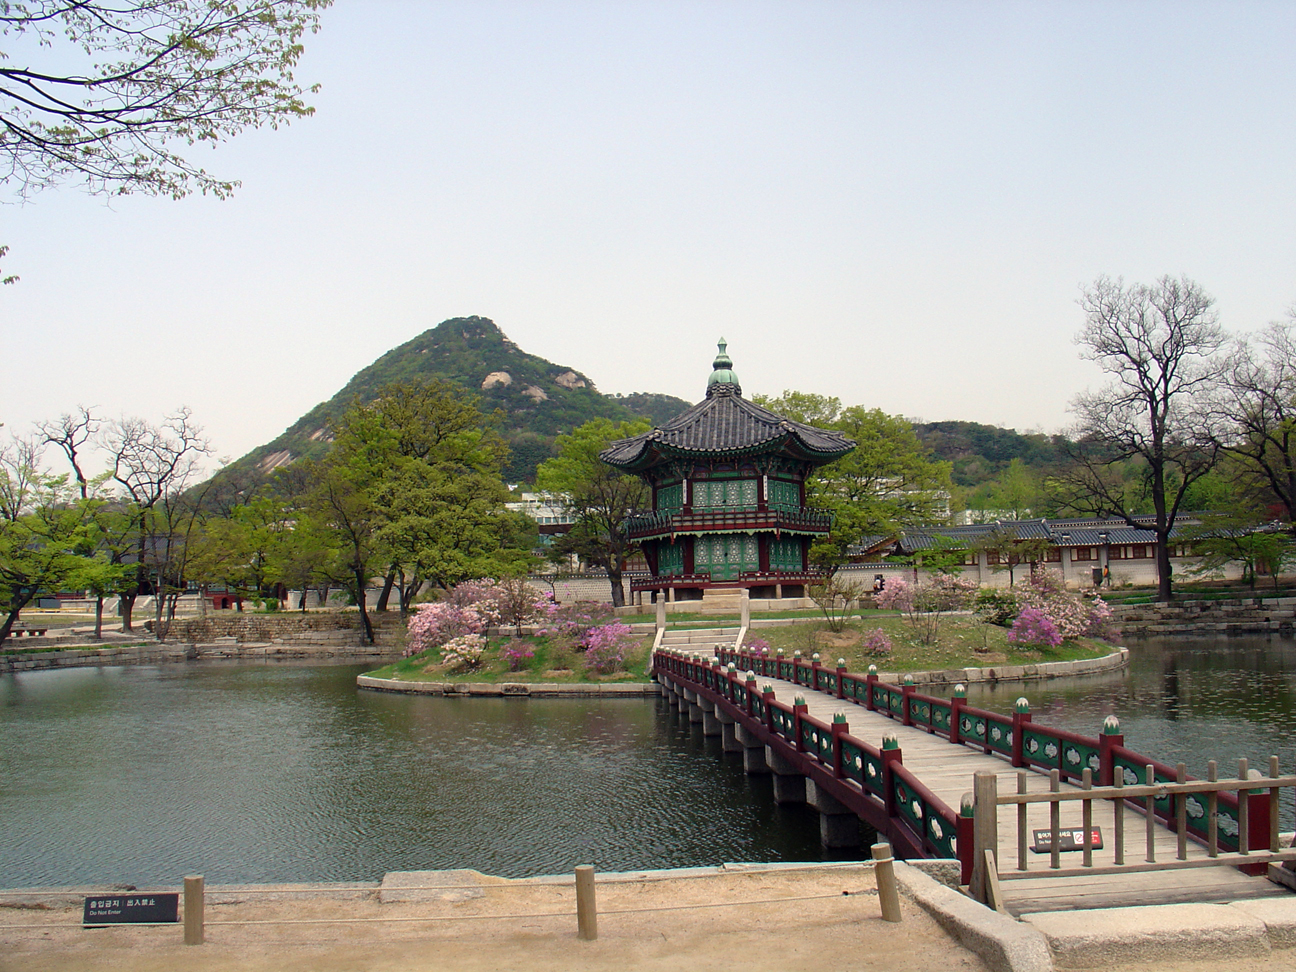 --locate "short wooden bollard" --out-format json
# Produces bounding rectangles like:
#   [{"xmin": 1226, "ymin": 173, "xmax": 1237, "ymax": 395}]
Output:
[
  {"xmin": 871, "ymin": 843, "xmax": 902, "ymax": 923},
  {"xmin": 183, "ymin": 874, "xmax": 204, "ymax": 945},
  {"xmin": 575, "ymin": 866, "xmax": 598, "ymax": 941}
]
